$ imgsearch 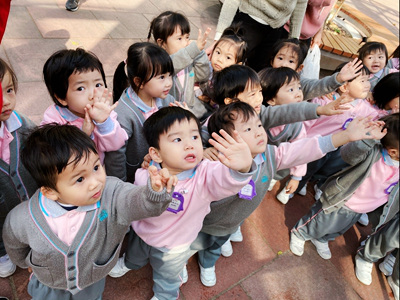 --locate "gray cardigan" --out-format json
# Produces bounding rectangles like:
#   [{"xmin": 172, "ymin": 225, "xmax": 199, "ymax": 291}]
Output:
[
  {"xmin": 3, "ymin": 177, "xmax": 171, "ymax": 294},
  {"xmin": 320, "ymin": 139, "xmax": 399, "ymax": 231},
  {"xmin": 301, "ymin": 73, "xmax": 342, "ymax": 101}
]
